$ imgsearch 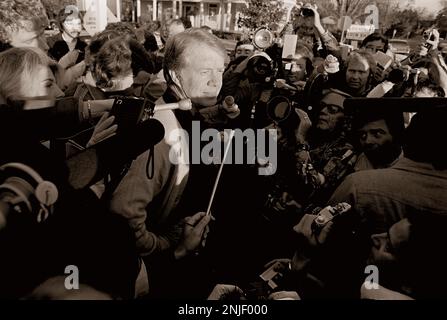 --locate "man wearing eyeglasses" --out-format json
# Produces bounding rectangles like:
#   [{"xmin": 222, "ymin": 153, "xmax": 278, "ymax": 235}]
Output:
[{"xmin": 290, "ymin": 89, "xmax": 357, "ymax": 207}]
